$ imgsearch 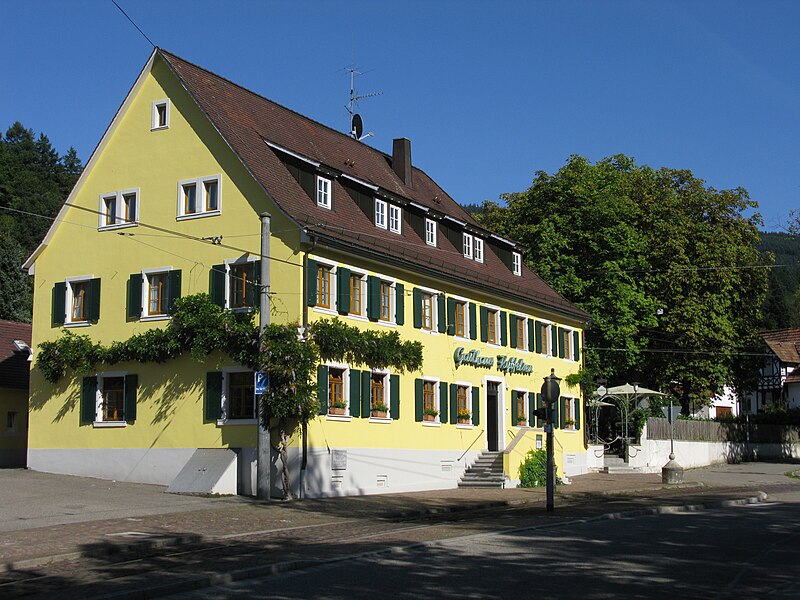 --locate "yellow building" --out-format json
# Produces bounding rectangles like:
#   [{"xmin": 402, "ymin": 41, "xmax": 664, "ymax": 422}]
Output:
[{"xmin": 24, "ymin": 49, "xmax": 590, "ymax": 497}]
